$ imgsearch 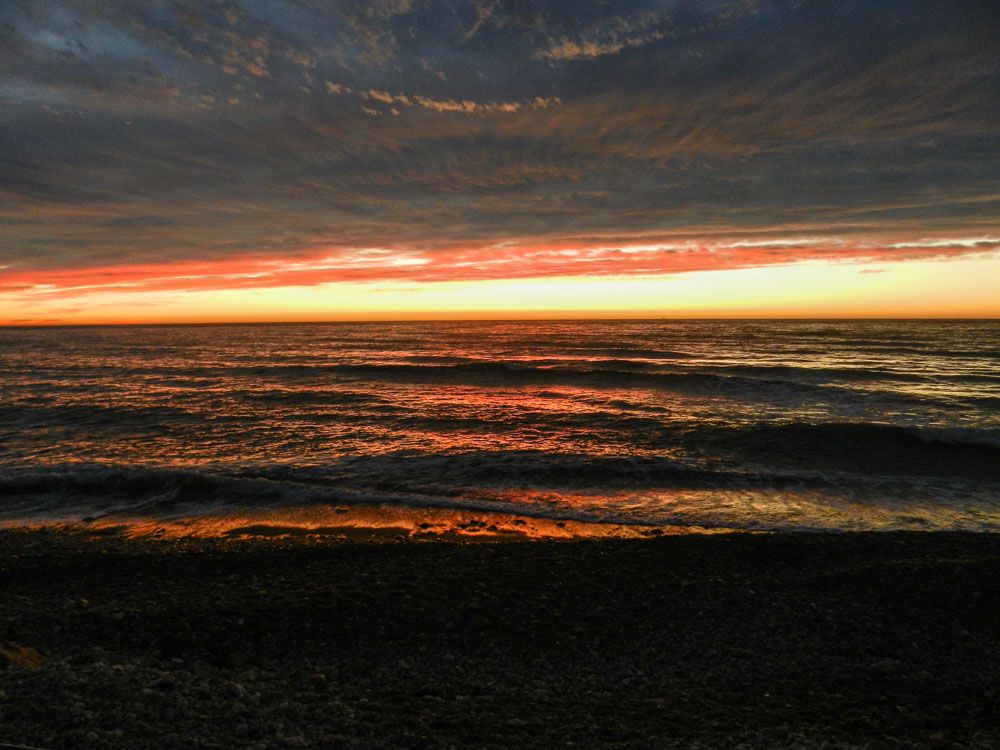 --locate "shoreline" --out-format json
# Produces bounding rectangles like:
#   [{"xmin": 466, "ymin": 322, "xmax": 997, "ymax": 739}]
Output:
[
  {"xmin": 8, "ymin": 499, "xmax": 996, "ymax": 543},
  {"xmin": 0, "ymin": 503, "xmax": 738, "ymax": 544},
  {"xmin": 1, "ymin": 529, "xmax": 998, "ymax": 748}
]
